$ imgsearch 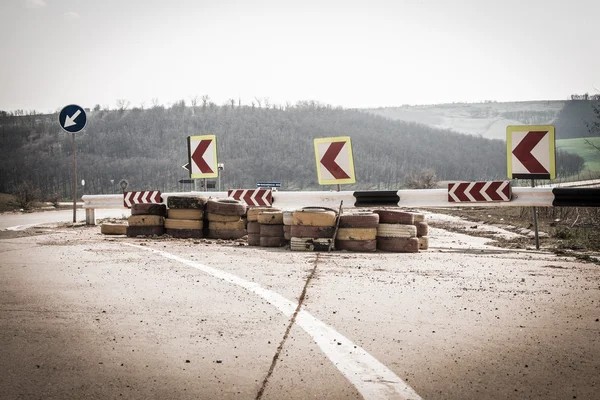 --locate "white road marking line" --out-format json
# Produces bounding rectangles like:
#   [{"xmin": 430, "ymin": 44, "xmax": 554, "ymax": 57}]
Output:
[
  {"xmin": 5, "ymin": 223, "xmax": 39, "ymax": 231},
  {"xmin": 123, "ymin": 243, "xmax": 422, "ymax": 400}
]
